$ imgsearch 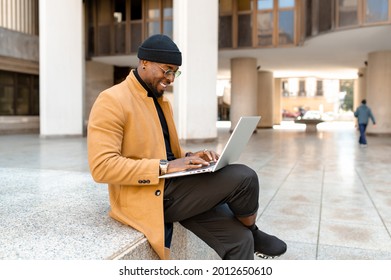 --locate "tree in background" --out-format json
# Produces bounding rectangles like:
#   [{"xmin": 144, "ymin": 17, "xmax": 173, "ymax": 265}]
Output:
[{"xmin": 340, "ymin": 80, "xmax": 354, "ymax": 111}]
